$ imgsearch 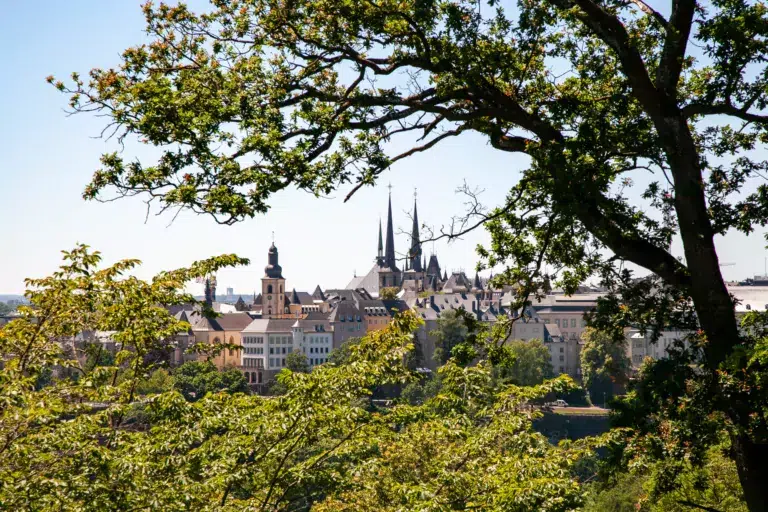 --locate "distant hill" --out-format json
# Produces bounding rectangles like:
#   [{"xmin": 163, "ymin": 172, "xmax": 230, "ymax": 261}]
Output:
[{"xmin": 0, "ymin": 295, "xmax": 27, "ymax": 304}]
